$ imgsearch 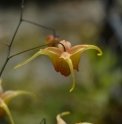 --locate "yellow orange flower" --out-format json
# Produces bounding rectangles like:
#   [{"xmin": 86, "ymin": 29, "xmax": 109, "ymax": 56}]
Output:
[
  {"xmin": 0, "ymin": 78, "xmax": 36, "ymax": 124},
  {"xmin": 14, "ymin": 40, "xmax": 102, "ymax": 92},
  {"xmin": 56, "ymin": 111, "xmax": 92, "ymax": 124}
]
